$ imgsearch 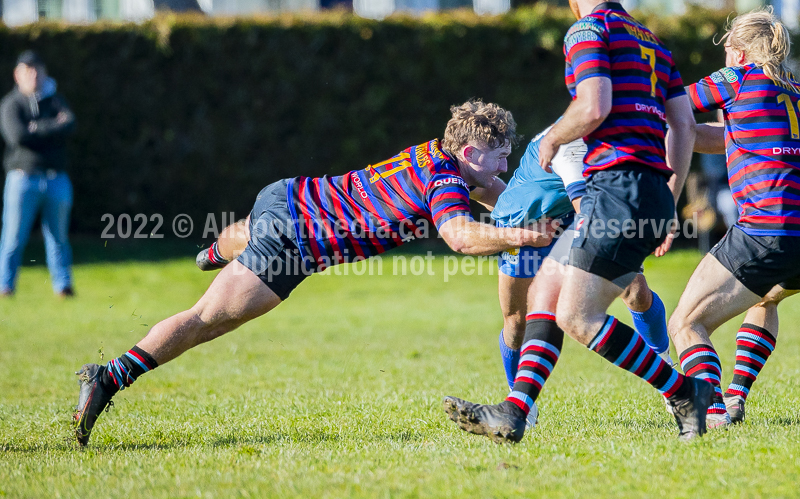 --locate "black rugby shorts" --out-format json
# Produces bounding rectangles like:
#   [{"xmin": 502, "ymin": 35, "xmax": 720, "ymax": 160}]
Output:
[
  {"xmin": 569, "ymin": 164, "xmax": 674, "ymax": 287},
  {"xmin": 237, "ymin": 179, "xmax": 311, "ymax": 300},
  {"xmin": 710, "ymin": 226, "xmax": 800, "ymax": 297}
]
